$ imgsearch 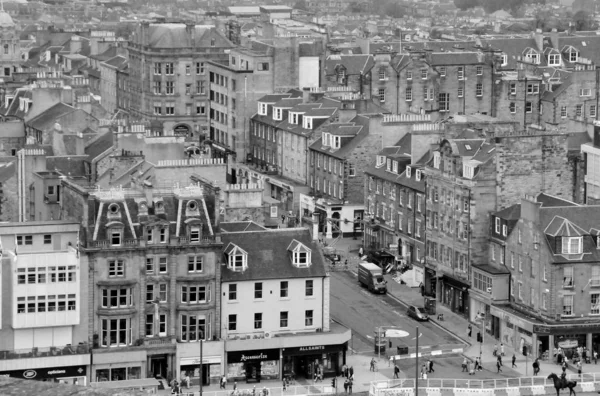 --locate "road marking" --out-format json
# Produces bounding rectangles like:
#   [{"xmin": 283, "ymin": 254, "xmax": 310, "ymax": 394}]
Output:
[
  {"xmin": 366, "ymin": 335, "xmax": 373, "ymax": 339},
  {"xmin": 411, "ymin": 332, "xmax": 423, "ymax": 340}
]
